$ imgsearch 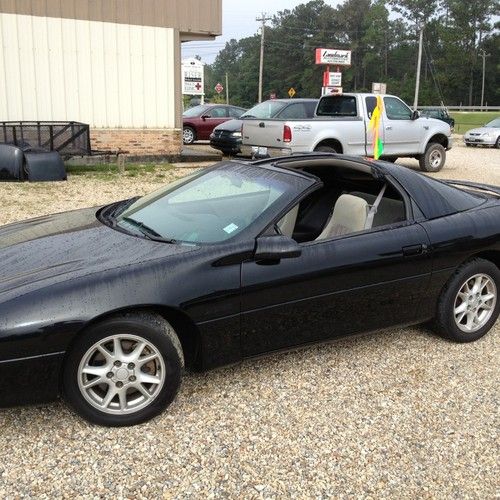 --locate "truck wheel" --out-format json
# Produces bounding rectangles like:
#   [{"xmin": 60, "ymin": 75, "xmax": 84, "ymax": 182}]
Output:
[
  {"xmin": 315, "ymin": 145, "xmax": 339, "ymax": 154},
  {"xmin": 419, "ymin": 143, "xmax": 446, "ymax": 172}
]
